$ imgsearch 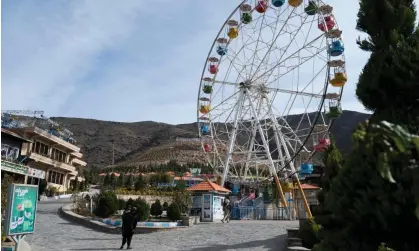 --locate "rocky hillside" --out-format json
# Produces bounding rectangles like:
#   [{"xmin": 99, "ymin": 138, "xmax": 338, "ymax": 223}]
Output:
[{"xmin": 52, "ymin": 110, "xmax": 370, "ymax": 168}]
